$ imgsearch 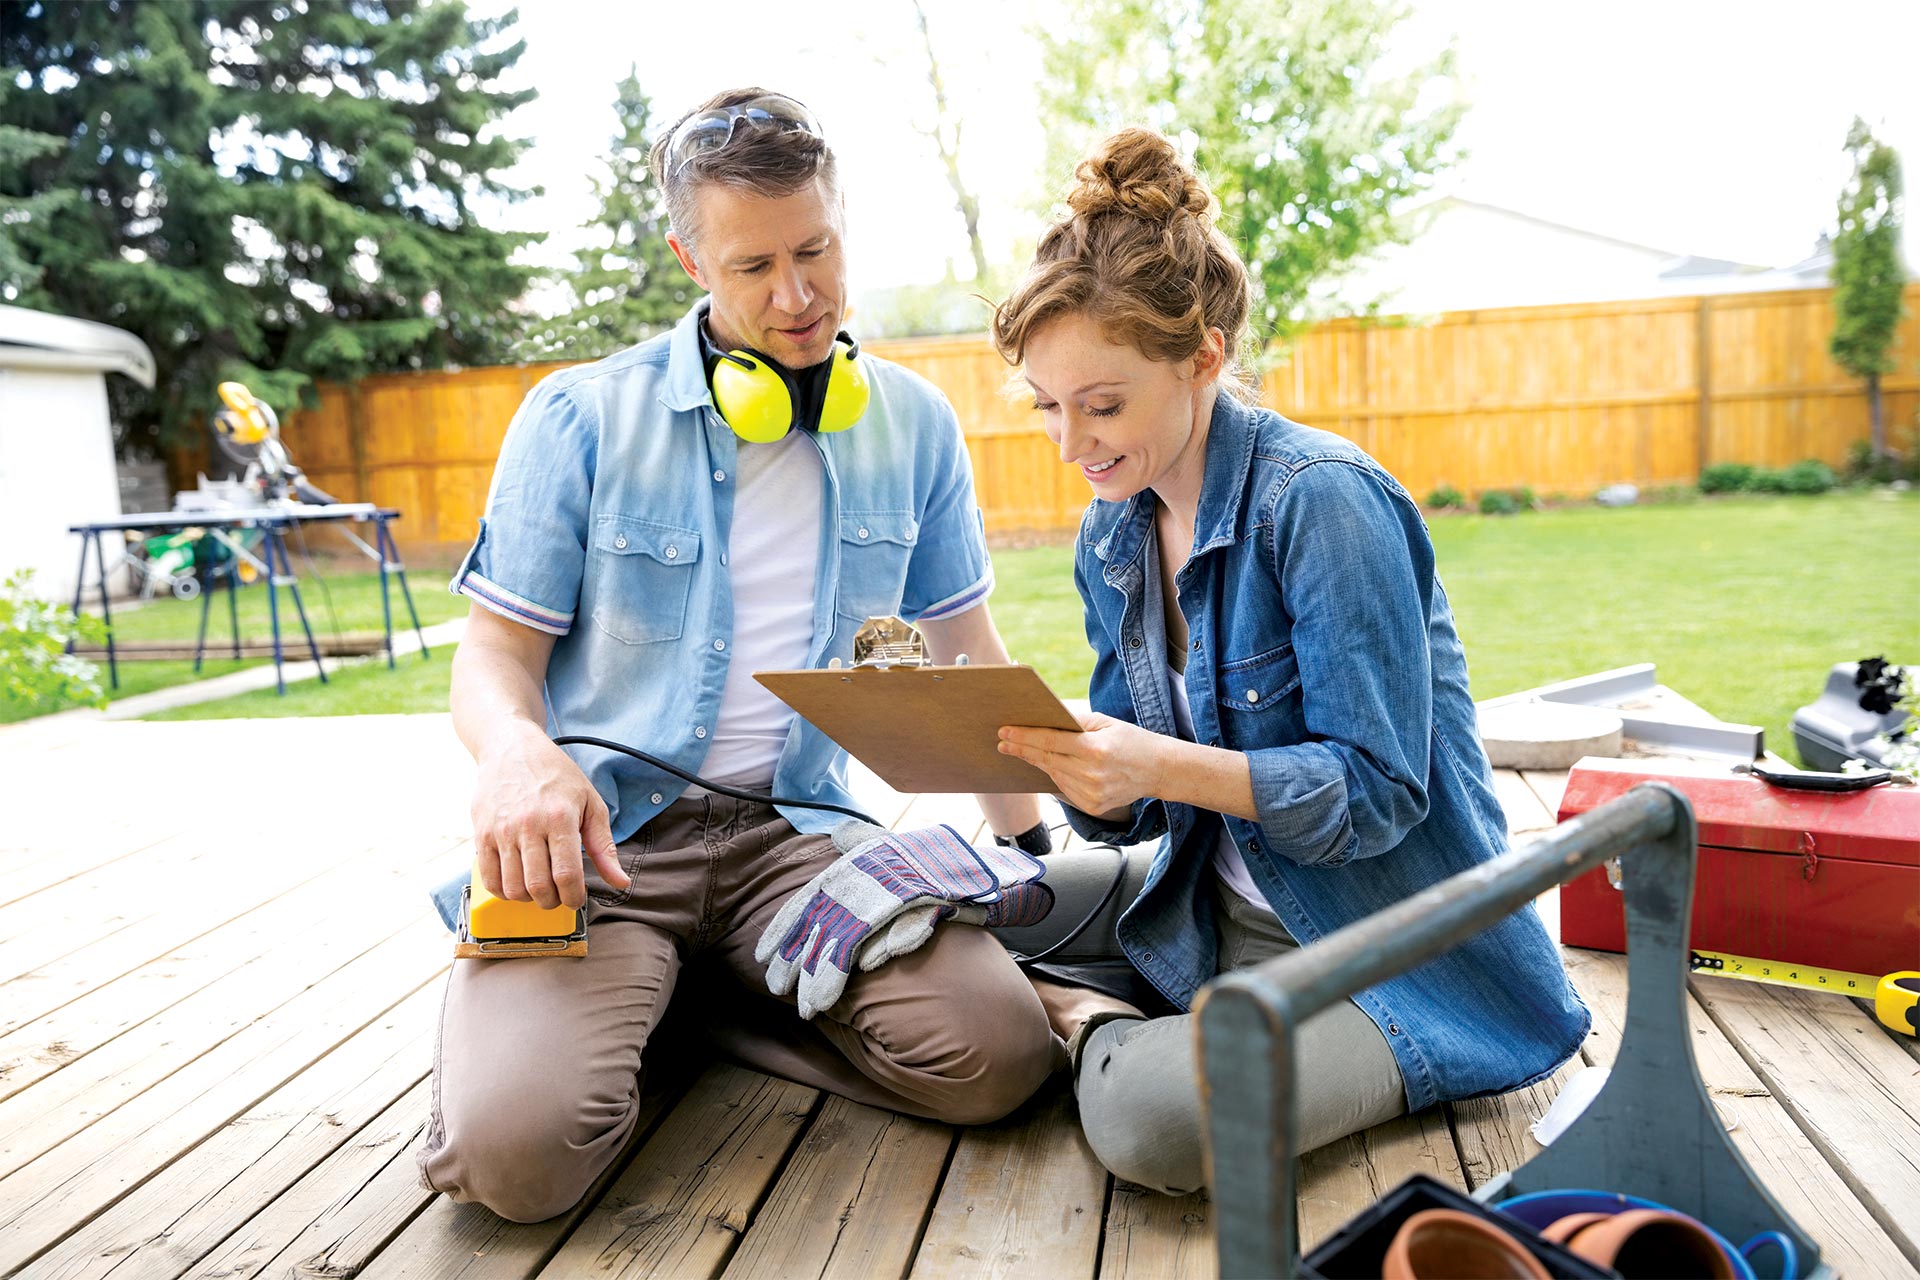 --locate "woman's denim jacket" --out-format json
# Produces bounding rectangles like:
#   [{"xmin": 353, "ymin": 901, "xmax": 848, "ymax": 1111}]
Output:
[{"xmin": 1063, "ymin": 393, "xmax": 1589, "ymax": 1110}]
